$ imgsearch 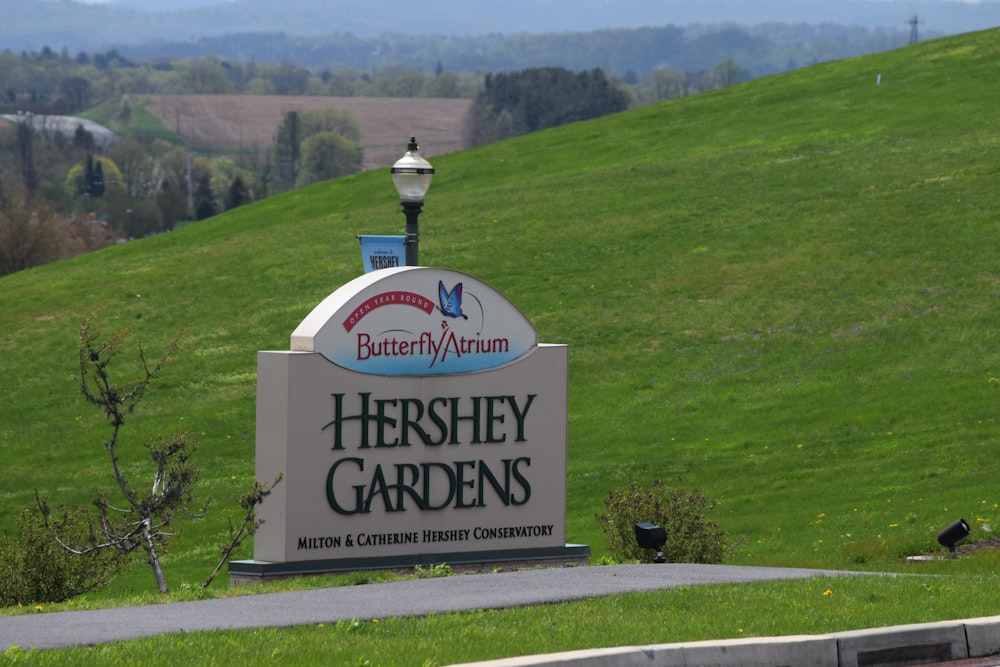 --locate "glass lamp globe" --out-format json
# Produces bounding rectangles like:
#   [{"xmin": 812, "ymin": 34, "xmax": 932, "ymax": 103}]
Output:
[{"xmin": 391, "ymin": 137, "xmax": 434, "ymax": 203}]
